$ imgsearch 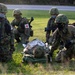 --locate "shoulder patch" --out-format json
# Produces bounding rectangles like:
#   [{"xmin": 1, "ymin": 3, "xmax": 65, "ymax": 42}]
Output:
[{"xmin": 25, "ymin": 24, "xmax": 29, "ymax": 28}]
